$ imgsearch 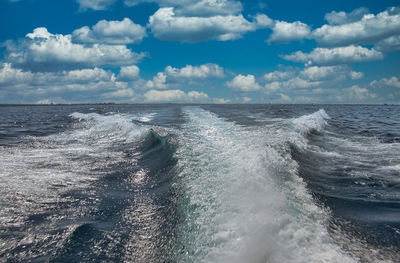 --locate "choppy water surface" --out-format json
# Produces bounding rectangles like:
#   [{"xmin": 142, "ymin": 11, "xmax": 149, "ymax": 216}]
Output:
[{"xmin": 0, "ymin": 104, "xmax": 399, "ymax": 262}]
